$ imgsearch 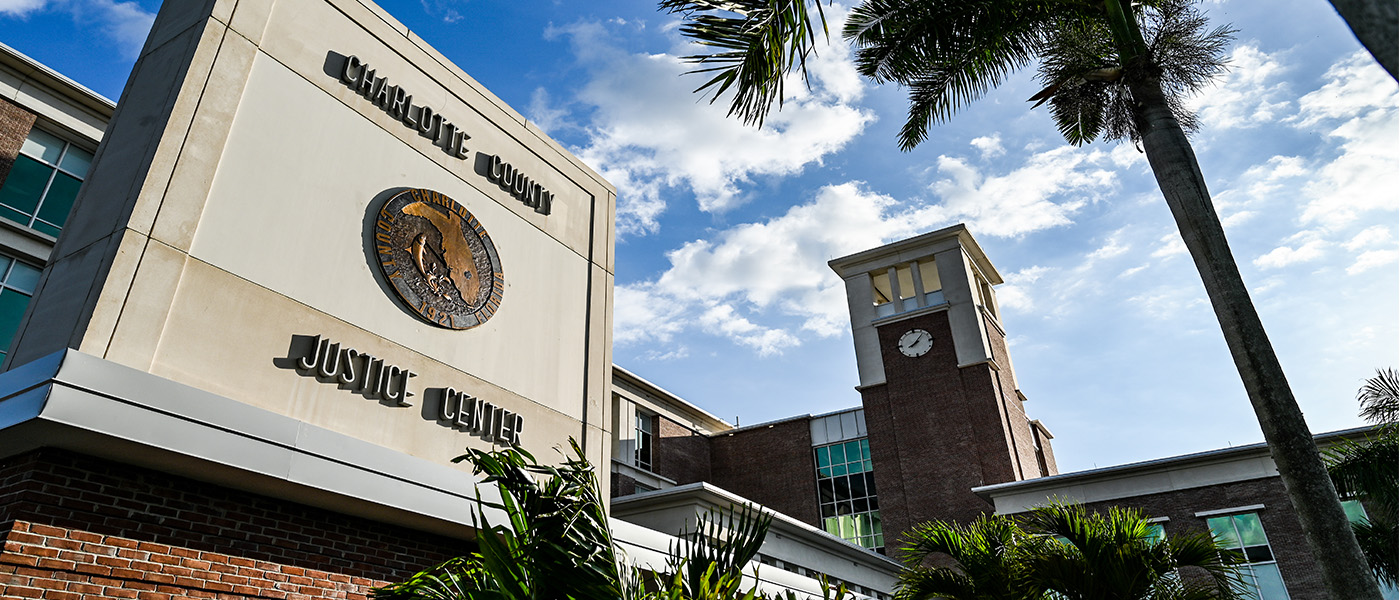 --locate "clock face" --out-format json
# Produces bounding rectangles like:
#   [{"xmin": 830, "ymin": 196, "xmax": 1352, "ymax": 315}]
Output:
[{"xmin": 898, "ymin": 329, "xmax": 934, "ymax": 357}]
